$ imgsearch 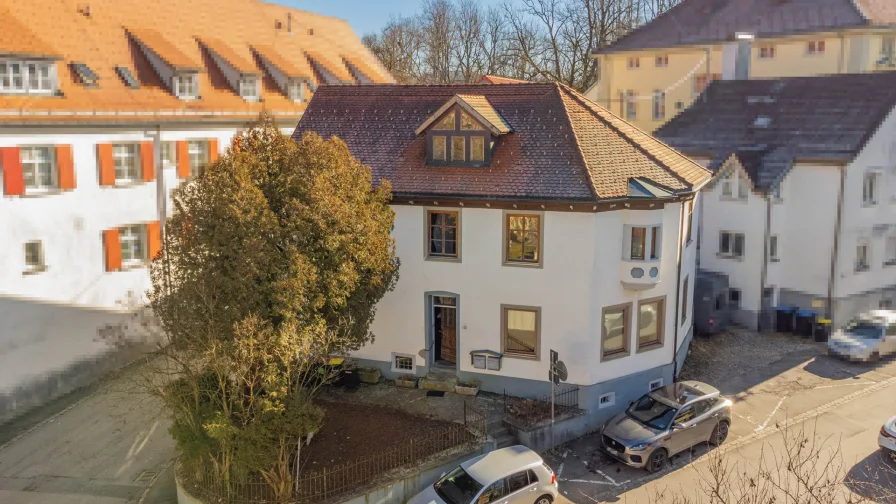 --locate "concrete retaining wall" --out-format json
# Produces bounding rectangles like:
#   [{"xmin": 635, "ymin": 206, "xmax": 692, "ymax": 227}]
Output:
[{"xmin": 506, "ymin": 413, "xmax": 591, "ymax": 453}]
